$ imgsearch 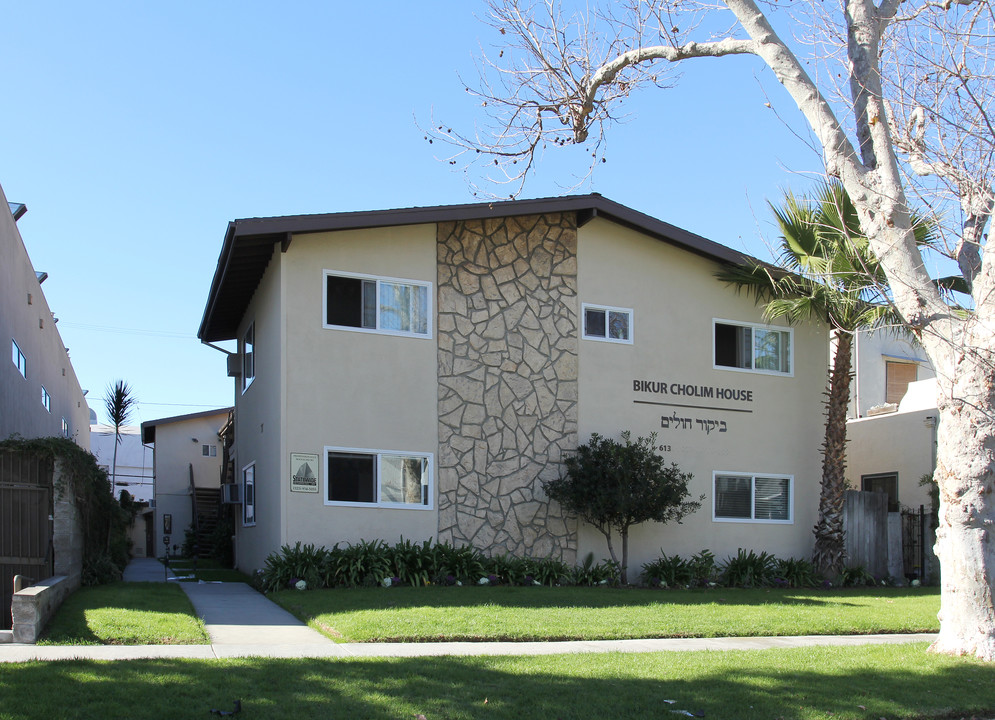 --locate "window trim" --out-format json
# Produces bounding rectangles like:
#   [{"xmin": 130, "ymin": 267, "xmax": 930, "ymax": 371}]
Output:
[
  {"xmin": 712, "ymin": 471, "xmax": 794, "ymax": 524},
  {"xmin": 242, "ymin": 462, "xmax": 256, "ymax": 527},
  {"xmin": 11, "ymin": 339, "xmax": 26, "ymax": 378},
  {"xmin": 322, "ymin": 269, "xmax": 433, "ymax": 339},
  {"xmin": 581, "ymin": 303, "xmax": 634, "ymax": 344},
  {"xmin": 712, "ymin": 318, "xmax": 794, "ymax": 377},
  {"xmin": 241, "ymin": 322, "xmax": 255, "ymax": 394},
  {"xmin": 41, "ymin": 386, "xmax": 51, "ymax": 413},
  {"xmin": 323, "ymin": 444, "xmax": 434, "ymax": 510}
]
